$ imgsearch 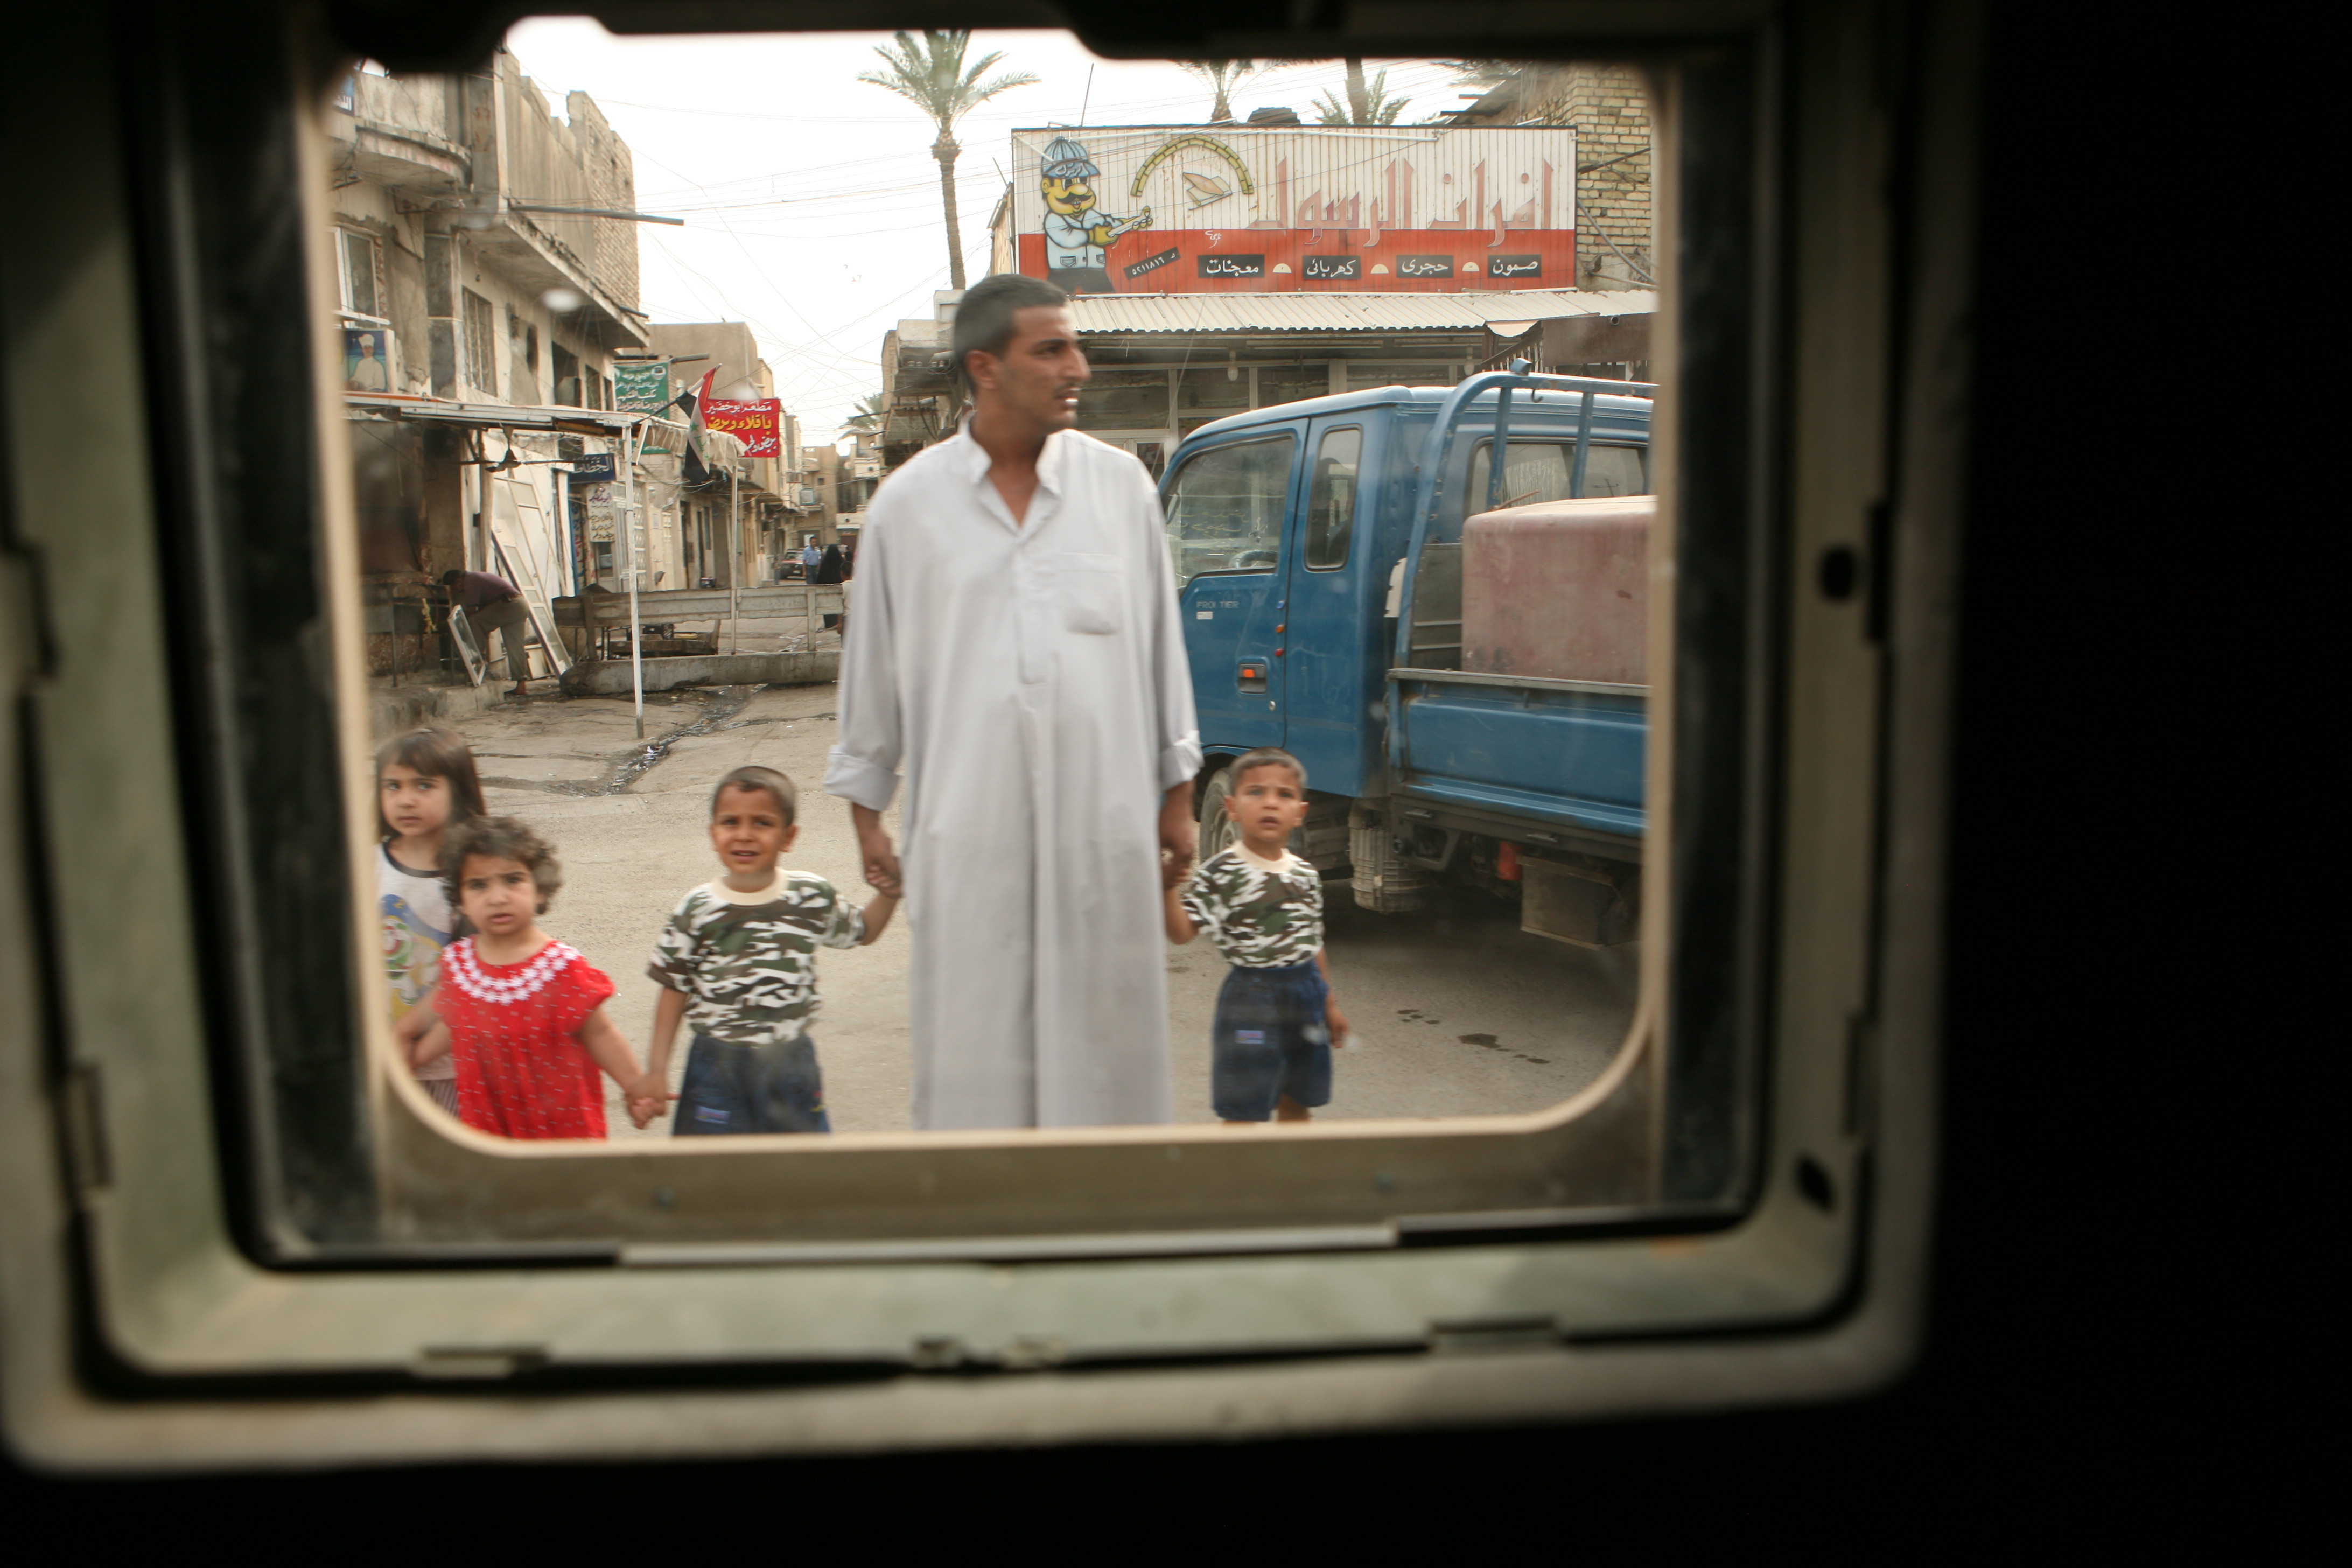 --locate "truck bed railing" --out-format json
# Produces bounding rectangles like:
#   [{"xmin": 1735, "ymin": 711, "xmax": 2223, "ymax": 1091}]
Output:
[
  {"xmin": 1389, "ymin": 667, "xmax": 1650, "ymax": 699},
  {"xmin": 1388, "ymin": 367, "xmax": 1656, "ymax": 775}
]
